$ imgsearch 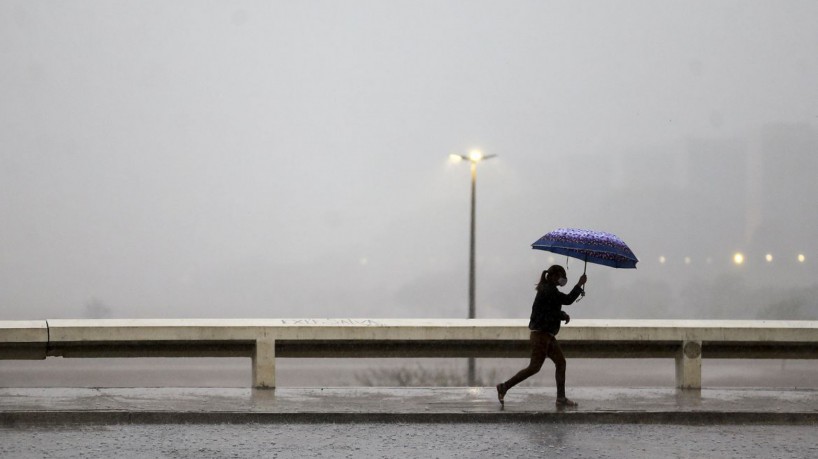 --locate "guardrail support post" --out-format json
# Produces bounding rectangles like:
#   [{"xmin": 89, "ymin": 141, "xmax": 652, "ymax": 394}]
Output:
[
  {"xmin": 252, "ymin": 338, "xmax": 276, "ymax": 389},
  {"xmin": 675, "ymin": 340, "xmax": 702, "ymax": 390}
]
